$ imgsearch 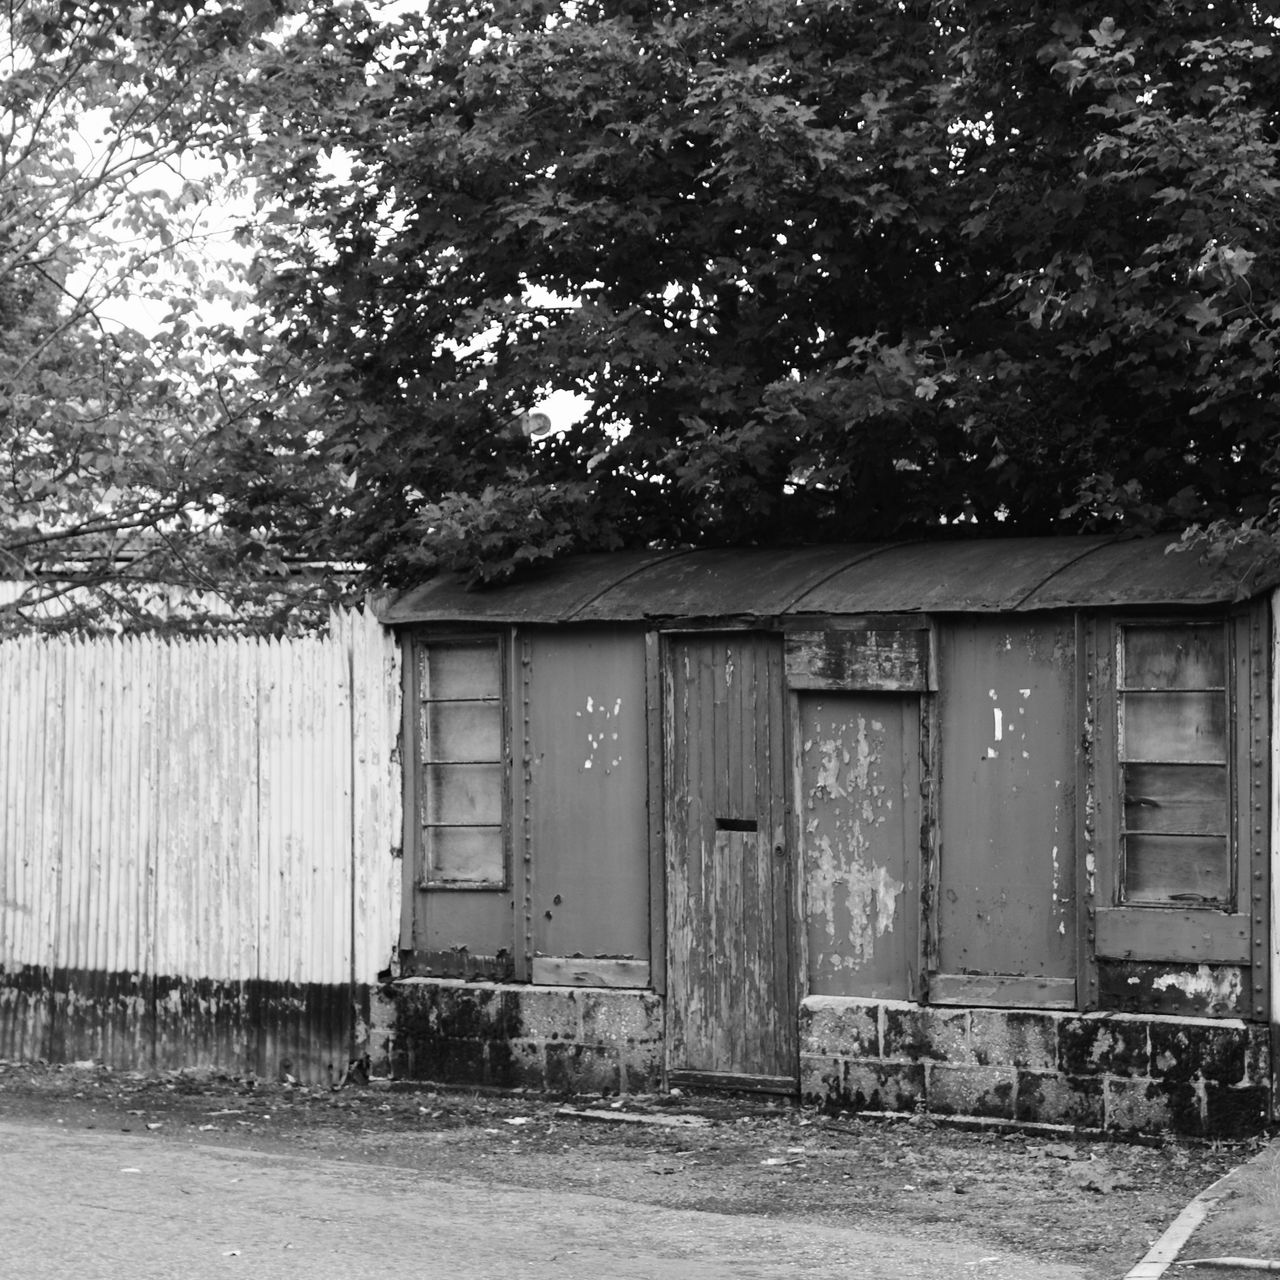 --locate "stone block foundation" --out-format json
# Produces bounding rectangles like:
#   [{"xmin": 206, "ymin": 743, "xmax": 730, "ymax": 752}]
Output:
[
  {"xmin": 801, "ymin": 996, "xmax": 1271, "ymax": 1137},
  {"xmin": 382, "ymin": 978, "xmax": 664, "ymax": 1095}
]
